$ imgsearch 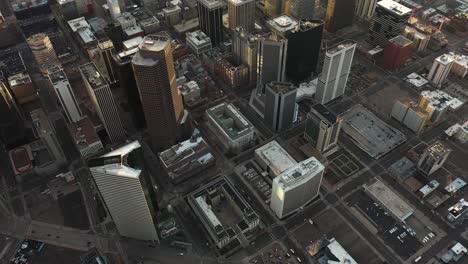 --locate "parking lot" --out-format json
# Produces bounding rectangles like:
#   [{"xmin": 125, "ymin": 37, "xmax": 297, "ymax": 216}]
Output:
[
  {"xmin": 241, "ymin": 162, "xmax": 272, "ymax": 202},
  {"xmin": 347, "ymin": 190, "xmax": 423, "ymax": 259}
]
